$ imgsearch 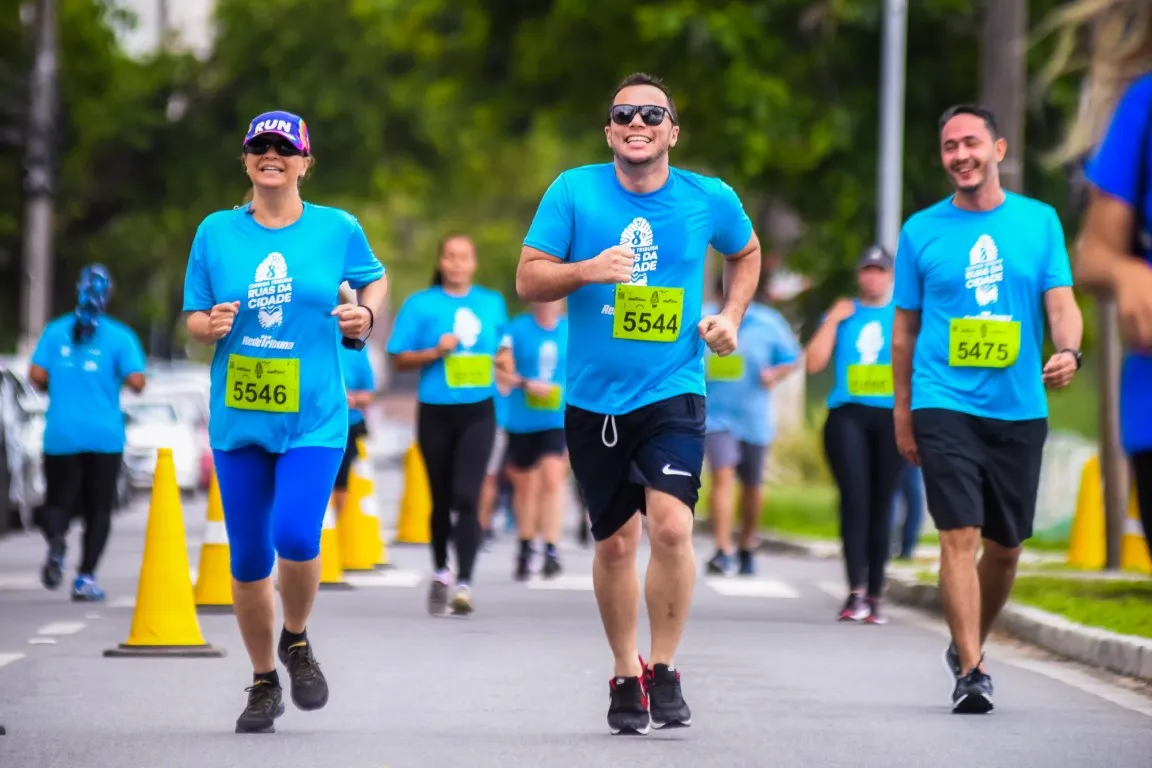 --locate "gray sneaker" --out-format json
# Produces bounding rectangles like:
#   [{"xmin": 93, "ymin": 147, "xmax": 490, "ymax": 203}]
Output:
[
  {"xmin": 943, "ymin": 642, "xmax": 962, "ymax": 682},
  {"xmin": 427, "ymin": 579, "xmax": 450, "ymax": 617}
]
